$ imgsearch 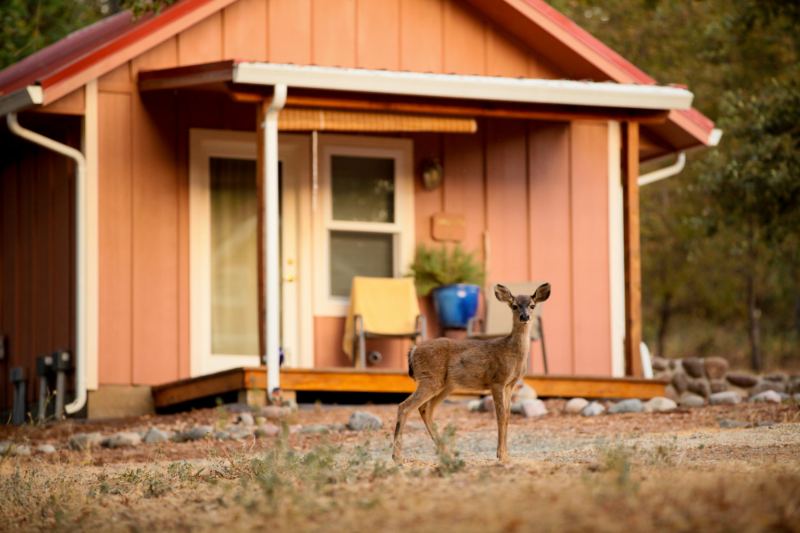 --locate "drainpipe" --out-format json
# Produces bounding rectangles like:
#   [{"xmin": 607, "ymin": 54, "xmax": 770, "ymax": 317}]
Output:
[
  {"xmin": 638, "ymin": 152, "xmax": 686, "ymax": 187},
  {"xmin": 262, "ymin": 85, "xmax": 287, "ymax": 398},
  {"xmin": 7, "ymin": 113, "xmax": 87, "ymax": 415}
]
